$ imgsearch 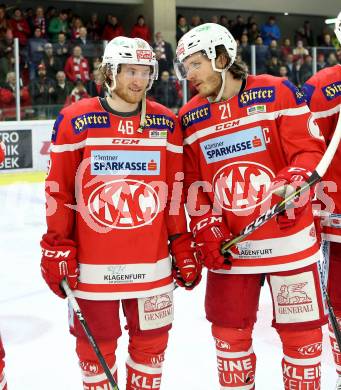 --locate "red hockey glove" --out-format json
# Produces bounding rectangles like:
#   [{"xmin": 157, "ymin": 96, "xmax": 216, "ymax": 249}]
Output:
[
  {"xmin": 272, "ymin": 166, "xmax": 313, "ymax": 229},
  {"xmin": 40, "ymin": 234, "xmax": 79, "ymax": 298},
  {"xmin": 191, "ymin": 216, "xmax": 233, "ymax": 270},
  {"xmin": 170, "ymin": 233, "xmax": 202, "ymax": 290}
]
